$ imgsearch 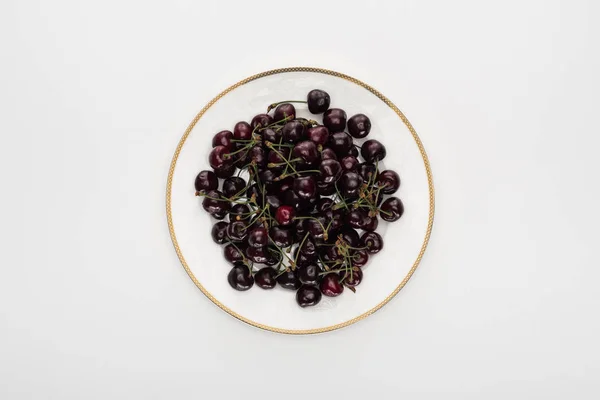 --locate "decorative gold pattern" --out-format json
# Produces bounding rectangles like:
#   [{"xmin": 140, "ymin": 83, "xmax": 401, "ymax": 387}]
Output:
[{"xmin": 166, "ymin": 67, "xmax": 435, "ymax": 334}]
